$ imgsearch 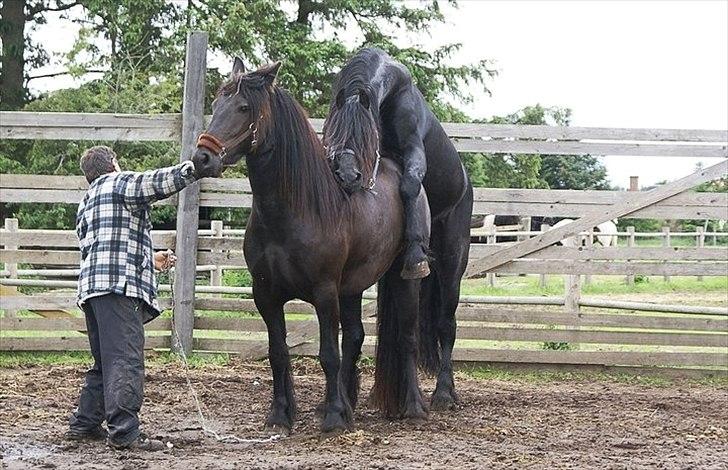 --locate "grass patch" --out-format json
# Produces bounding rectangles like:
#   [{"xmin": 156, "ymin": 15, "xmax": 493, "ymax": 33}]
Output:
[
  {"xmin": 0, "ymin": 351, "xmax": 92, "ymax": 367},
  {"xmin": 460, "ymin": 275, "xmax": 728, "ymax": 298},
  {"xmin": 0, "ymin": 350, "xmax": 233, "ymax": 368},
  {"xmin": 459, "ymin": 365, "xmax": 728, "ymax": 387}
]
